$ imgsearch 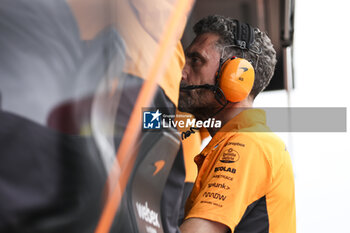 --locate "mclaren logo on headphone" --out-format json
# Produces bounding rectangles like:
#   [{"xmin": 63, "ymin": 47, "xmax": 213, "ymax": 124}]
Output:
[
  {"xmin": 153, "ymin": 160, "xmax": 165, "ymax": 176},
  {"xmin": 239, "ymin": 67, "xmax": 249, "ymax": 72}
]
